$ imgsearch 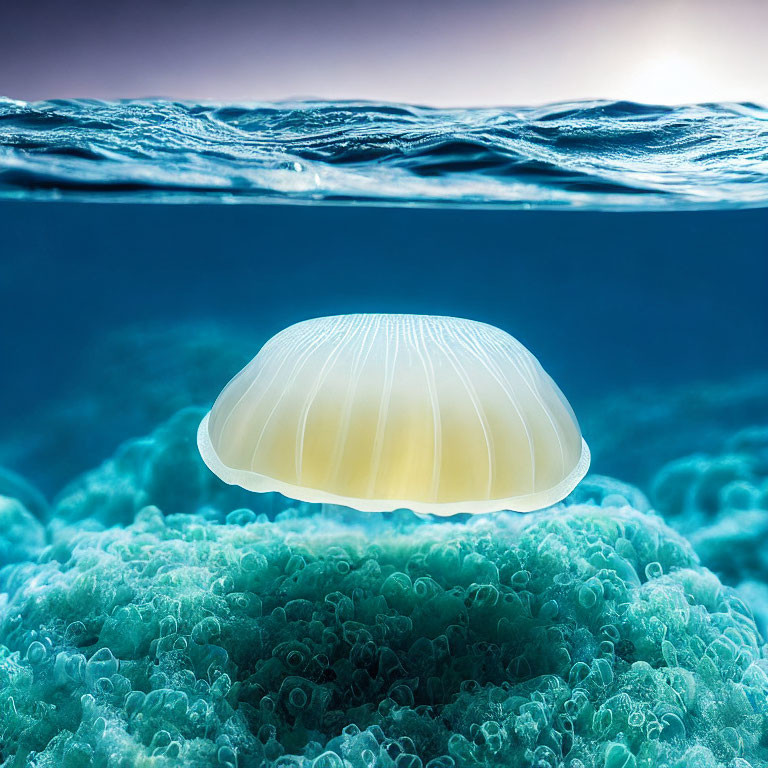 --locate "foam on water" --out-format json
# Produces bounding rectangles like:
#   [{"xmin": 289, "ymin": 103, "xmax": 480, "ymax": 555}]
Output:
[{"xmin": 1, "ymin": 97, "xmax": 767, "ymax": 208}]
